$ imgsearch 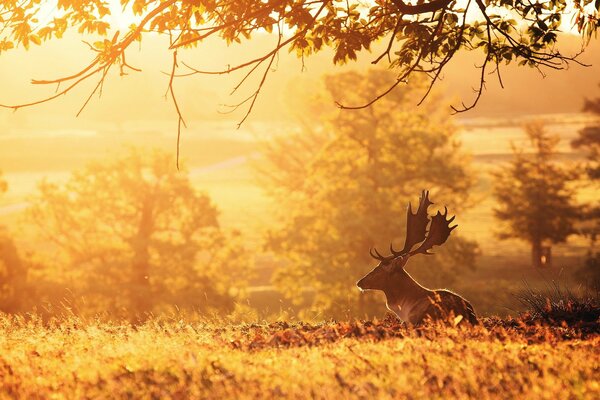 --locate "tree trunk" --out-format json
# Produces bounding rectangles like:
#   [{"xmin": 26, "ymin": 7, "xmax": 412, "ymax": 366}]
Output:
[{"xmin": 130, "ymin": 196, "xmax": 154, "ymax": 318}]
